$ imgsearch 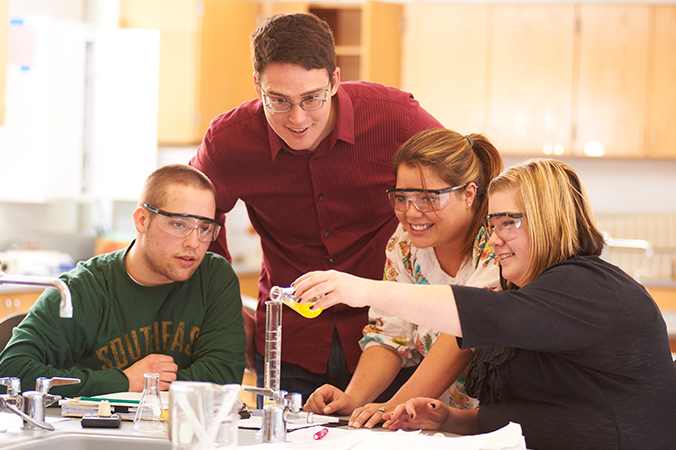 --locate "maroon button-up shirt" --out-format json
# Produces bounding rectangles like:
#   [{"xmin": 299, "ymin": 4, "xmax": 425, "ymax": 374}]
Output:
[{"xmin": 191, "ymin": 81, "xmax": 442, "ymax": 373}]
